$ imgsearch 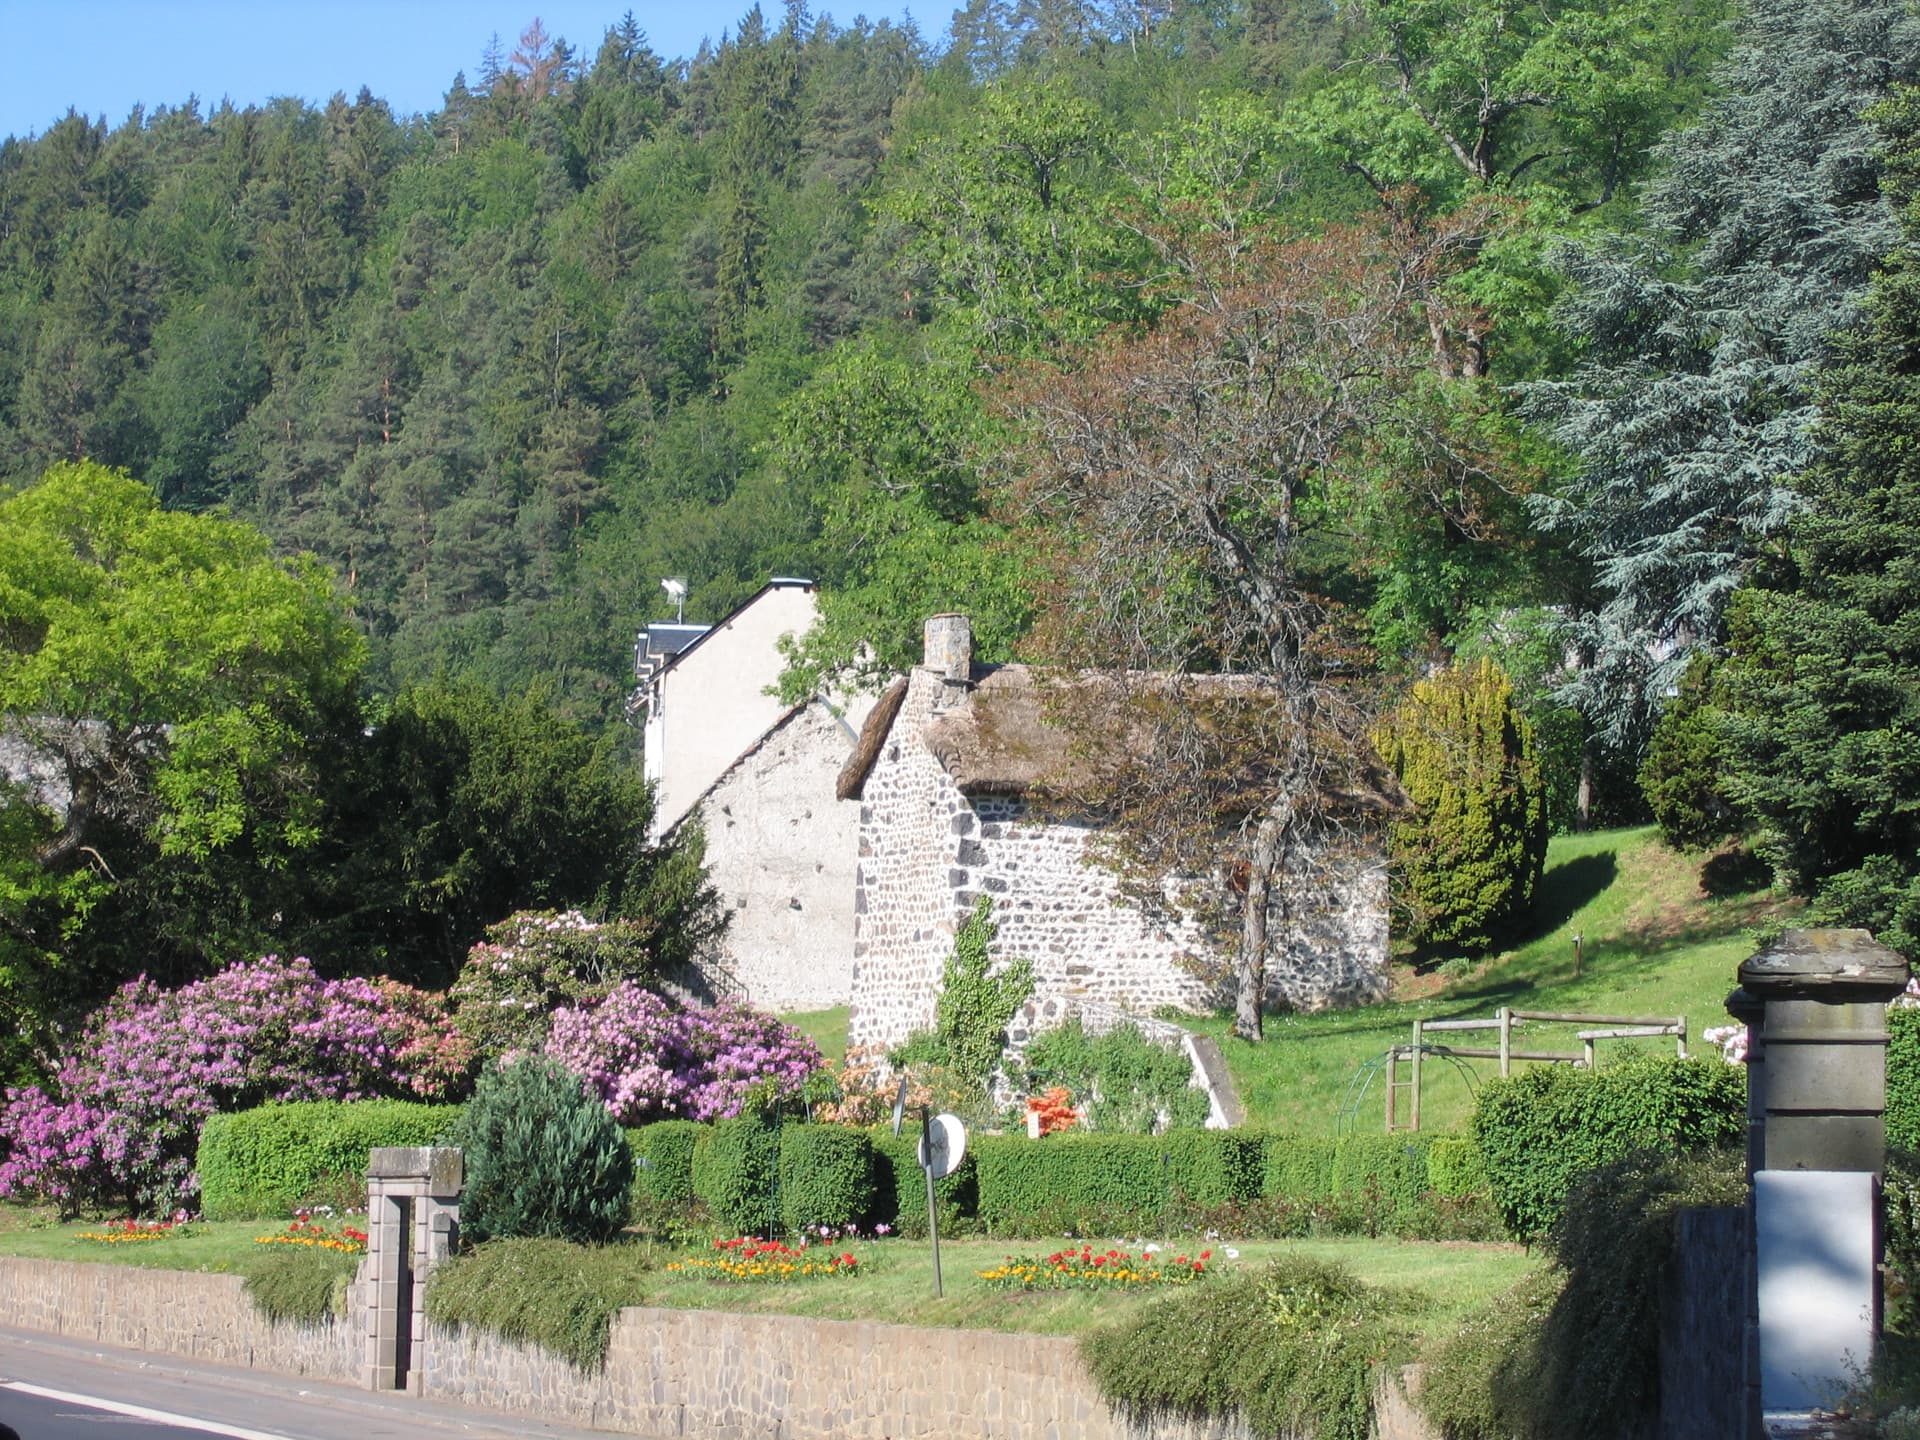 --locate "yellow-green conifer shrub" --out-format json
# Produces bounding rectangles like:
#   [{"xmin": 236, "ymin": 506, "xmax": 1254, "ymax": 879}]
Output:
[{"xmin": 1376, "ymin": 659, "xmax": 1547, "ymax": 953}]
